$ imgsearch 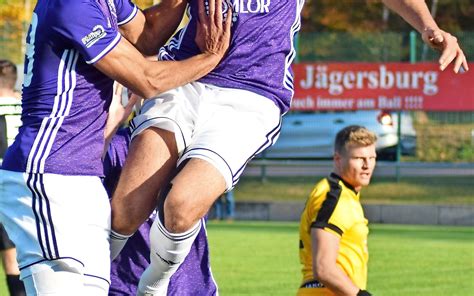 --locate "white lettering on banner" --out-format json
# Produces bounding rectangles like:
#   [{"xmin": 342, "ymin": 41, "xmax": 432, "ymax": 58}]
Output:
[
  {"xmin": 357, "ymin": 98, "xmax": 376, "ymax": 109},
  {"xmin": 300, "ymin": 65, "xmax": 439, "ymax": 96},
  {"xmin": 317, "ymin": 97, "xmax": 354, "ymax": 109},
  {"xmin": 291, "ymin": 96, "xmax": 315, "ymax": 109},
  {"xmin": 404, "ymin": 95, "xmax": 424, "ymax": 109},
  {"xmin": 378, "ymin": 96, "xmax": 402, "ymax": 109},
  {"xmin": 291, "ymin": 96, "xmax": 425, "ymax": 110}
]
